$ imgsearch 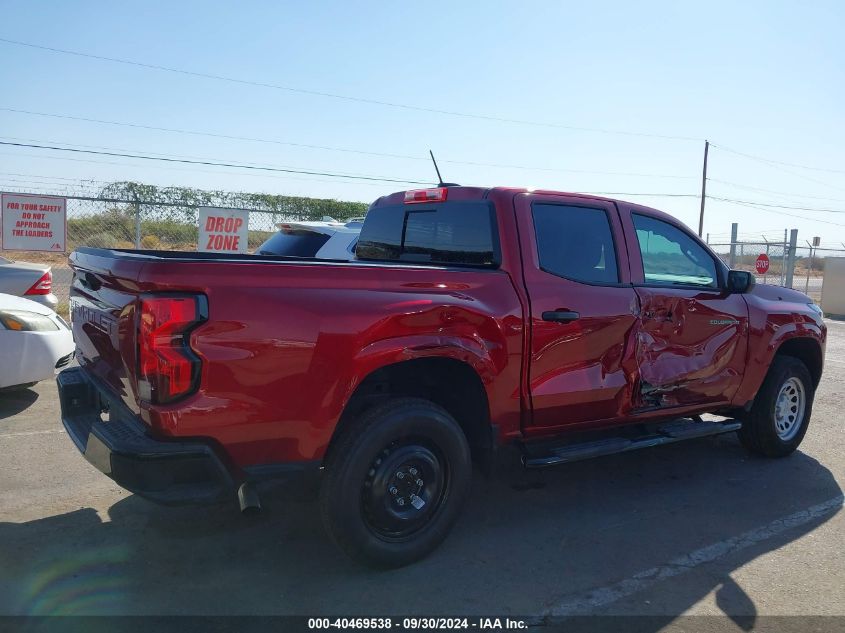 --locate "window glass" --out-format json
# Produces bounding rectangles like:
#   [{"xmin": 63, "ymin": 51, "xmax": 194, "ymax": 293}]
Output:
[
  {"xmin": 632, "ymin": 214, "xmax": 717, "ymax": 287},
  {"xmin": 355, "ymin": 201, "xmax": 498, "ymax": 266},
  {"xmin": 257, "ymin": 229, "xmax": 330, "ymax": 257},
  {"xmin": 532, "ymin": 203, "xmax": 619, "ymax": 283}
]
